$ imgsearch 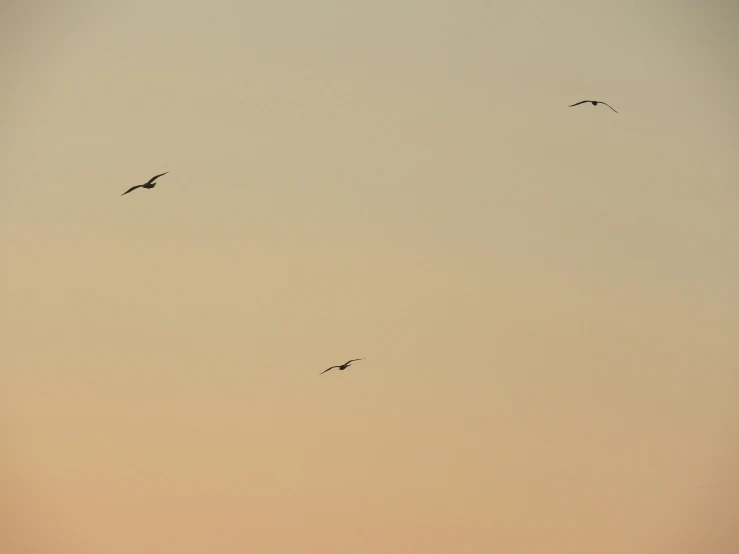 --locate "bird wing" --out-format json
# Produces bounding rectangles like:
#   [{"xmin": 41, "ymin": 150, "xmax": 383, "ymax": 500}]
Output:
[
  {"xmin": 345, "ymin": 358, "xmax": 364, "ymax": 364},
  {"xmin": 600, "ymin": 102, "xmax": 618, "ymax": 113},
  {"xmin": 568, "ymin": 100, "xmax": 589, "ymax": 107},
  {"xmin": 147, "ymin": 172, "xmax": 169, "ymax": 184},
  {"xmin": 121, "ymin": 184, "xmax": 143, "ymax": 196},
  {"xmin": 321, "ymin": 366, "xmax": 339, "ymax": 374}
]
